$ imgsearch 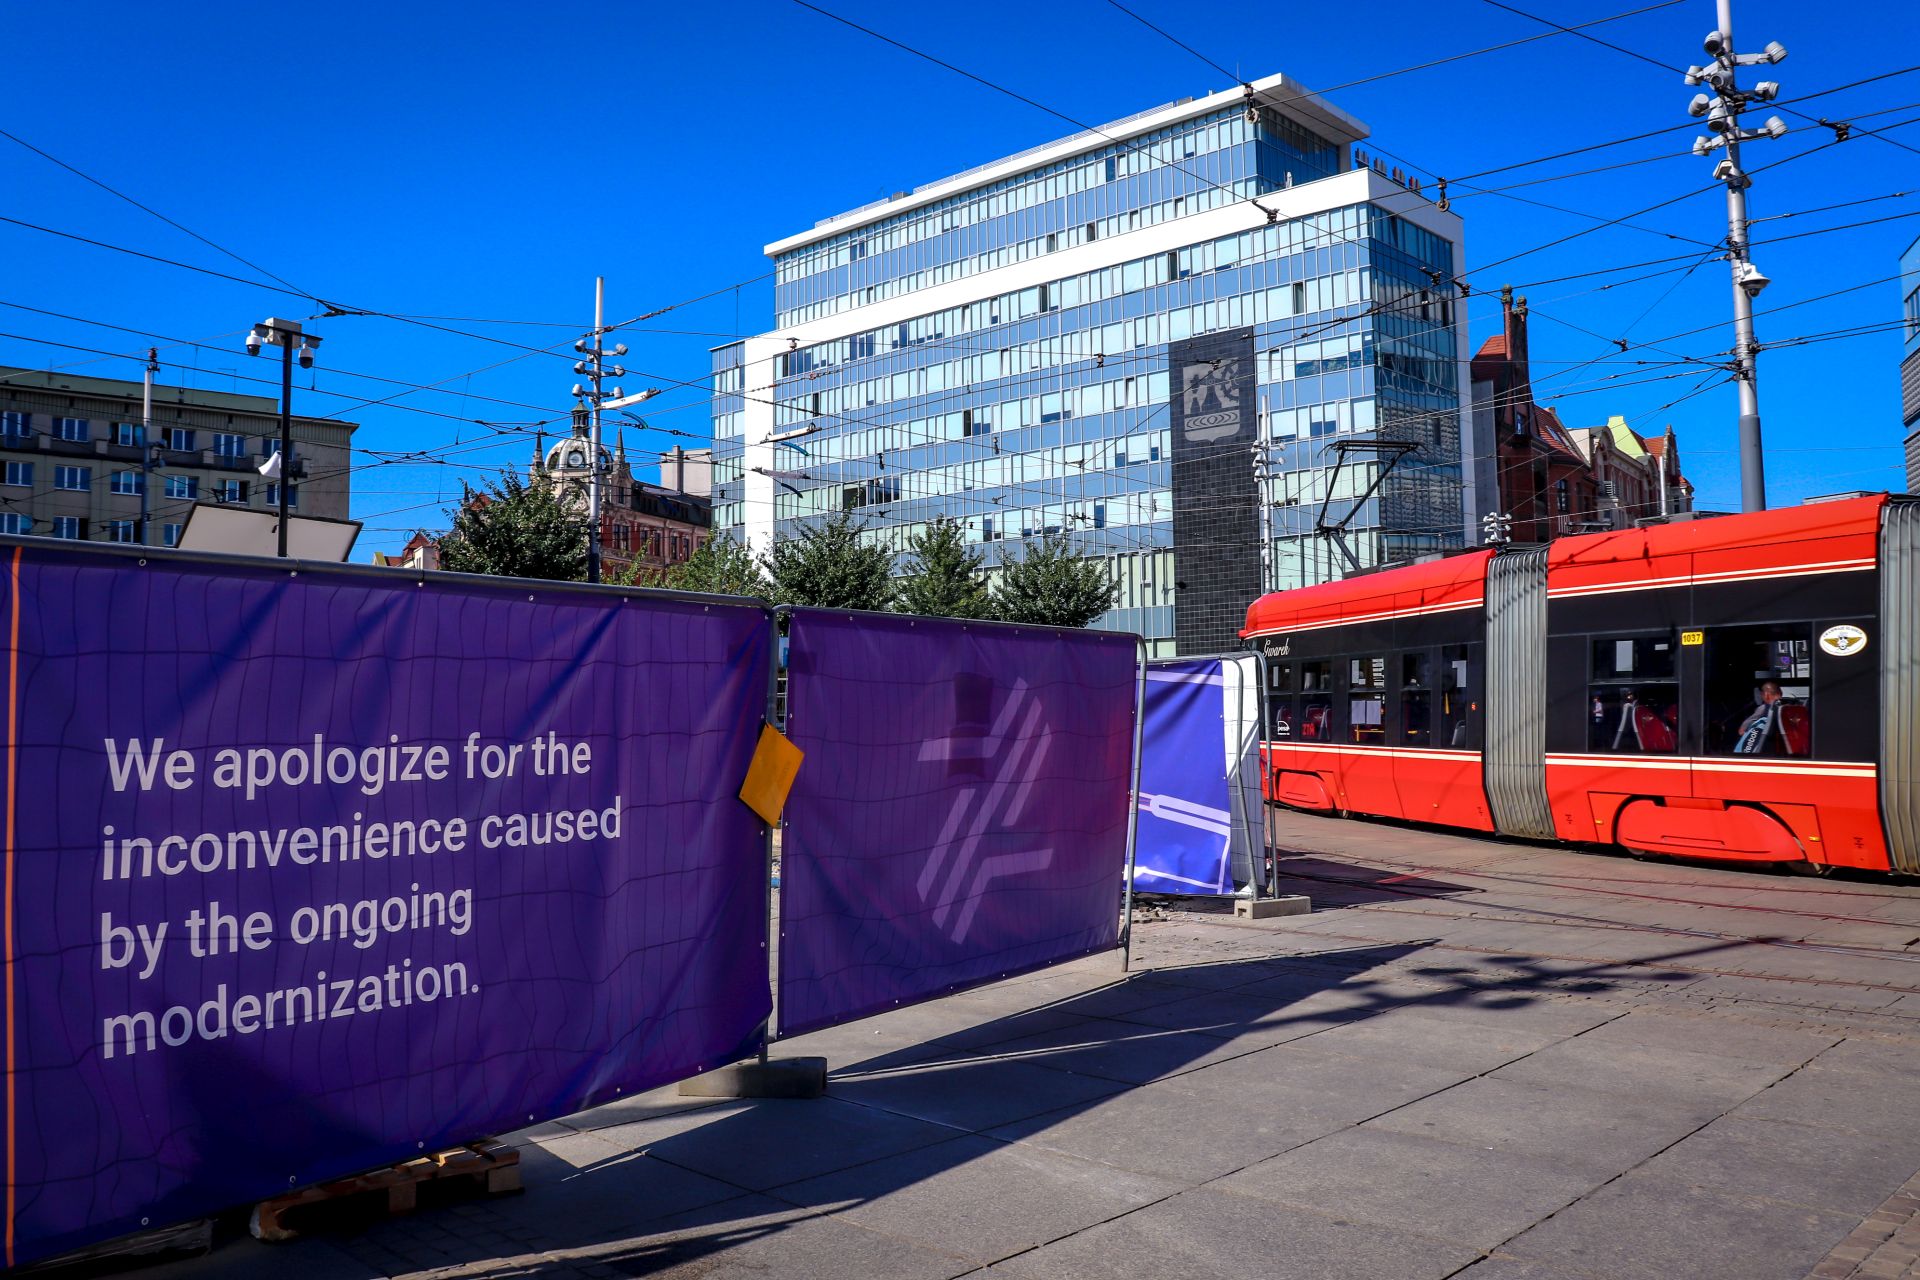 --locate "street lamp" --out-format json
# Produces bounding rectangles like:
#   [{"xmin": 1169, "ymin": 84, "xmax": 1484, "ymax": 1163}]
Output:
[{"xmin": 245, "ymin": 317, "xmax": 322, "ymax": 557}]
